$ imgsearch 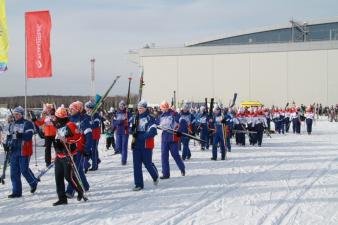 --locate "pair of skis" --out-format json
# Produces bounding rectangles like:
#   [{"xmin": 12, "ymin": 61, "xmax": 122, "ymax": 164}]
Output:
[
  {"xmin": 0, "ymin": 110, "xmax": 15, "ymax": 185},
  {"xmin": 0, "ymin": 149, "xmax": 10, "ymax": 185},
  {"xmin": 36, "ymin": 163, "xmax": 55, "ymax": 181},
  {"xmin": 131, "ymin": 70, "xmax": 145, "ymax": 147},
  {"xmin": 156, "ymin": 126, "xmax": 207, "ymax": 143},
  {"xmin": 90, "ymin": 75, "xmax": 121, "ymax": 116}
]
